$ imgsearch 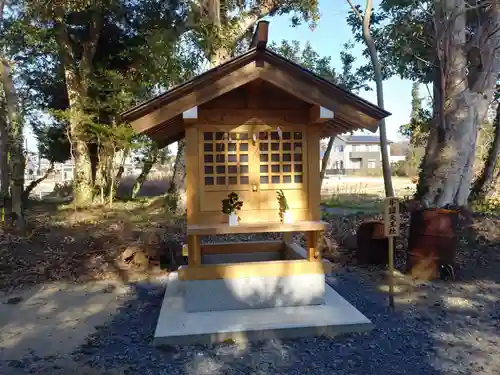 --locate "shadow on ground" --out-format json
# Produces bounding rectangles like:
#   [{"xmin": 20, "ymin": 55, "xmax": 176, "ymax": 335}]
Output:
[
  {"xmin": 116, "ymin": 177, "xmax": 170, "ymax": 198},
  {"xmin": 1, "ymin": 198, "xmax": 500, "ymax": 374},
  {"xmin": 4, "ymin": 268, "xmax": 498, "ymax": 374}
]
